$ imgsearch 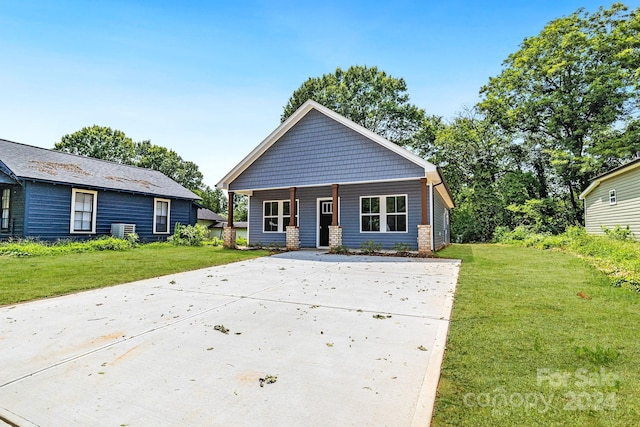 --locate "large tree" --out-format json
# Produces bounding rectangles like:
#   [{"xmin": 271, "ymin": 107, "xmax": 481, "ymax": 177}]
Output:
[
  {"xmin": 54, "ymin": 126, "xmax": 204, "ymax": 191},
  {"xmin": 54, "ymin": 125, "xmax": 136, "ymax": 164},
  {"xmin": 479, "ymin": 3, "xmax": 640, "ymax": 222},
  {"xmin": 282, "ymin": 65, "xmax": 425, "ymax": 146}
]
